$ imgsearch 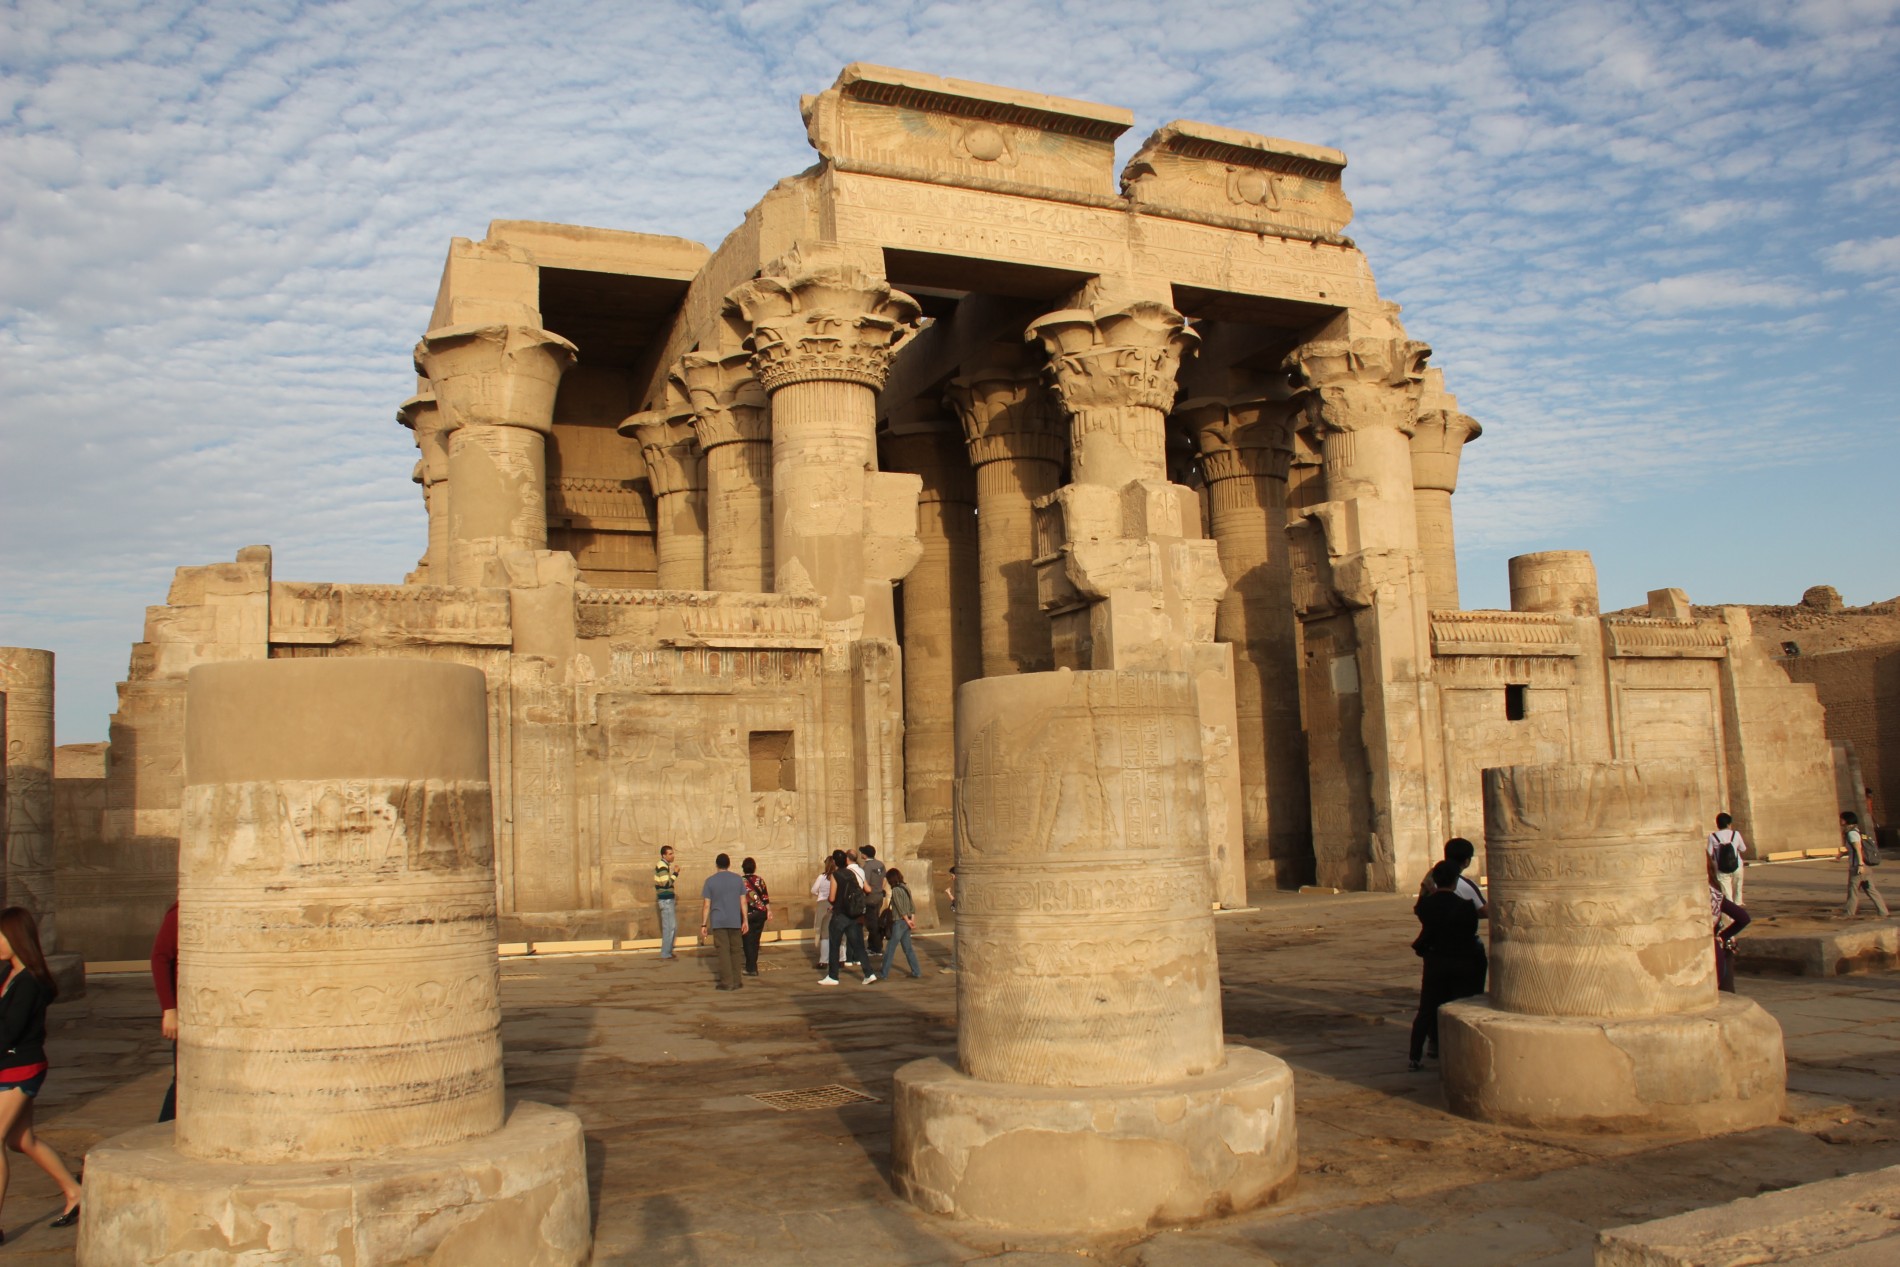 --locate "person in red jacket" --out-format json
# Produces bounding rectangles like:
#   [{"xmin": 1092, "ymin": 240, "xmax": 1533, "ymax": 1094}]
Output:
[{"xmin": 152, "ymin": 902, "xmax": 178, "ymax": 1122}]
